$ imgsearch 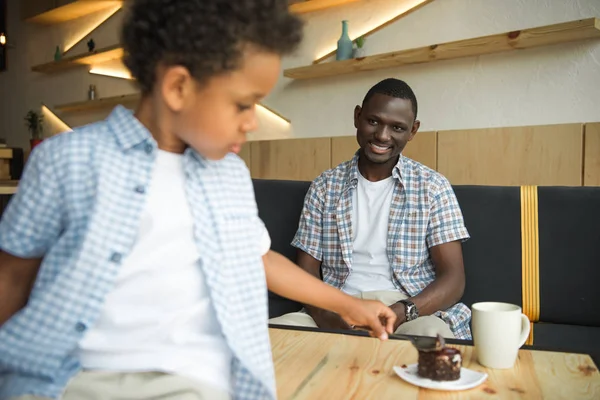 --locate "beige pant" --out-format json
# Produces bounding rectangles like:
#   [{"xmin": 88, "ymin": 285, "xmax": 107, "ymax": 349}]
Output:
[
  {"xmin": 269, "ymin": 290, "xmax": 455, "ymax": 339},
  {"xmin": 12, "ymin": 371, "xmax": 230, "ymax": 400}
]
